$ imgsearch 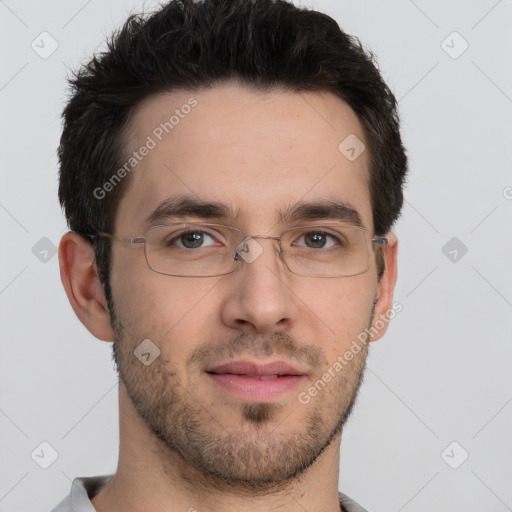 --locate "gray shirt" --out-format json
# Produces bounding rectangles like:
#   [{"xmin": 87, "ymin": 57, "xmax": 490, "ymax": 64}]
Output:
[{"xmin": 51, "ymin": 475, "xmax": 369, "ymax": 512}]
